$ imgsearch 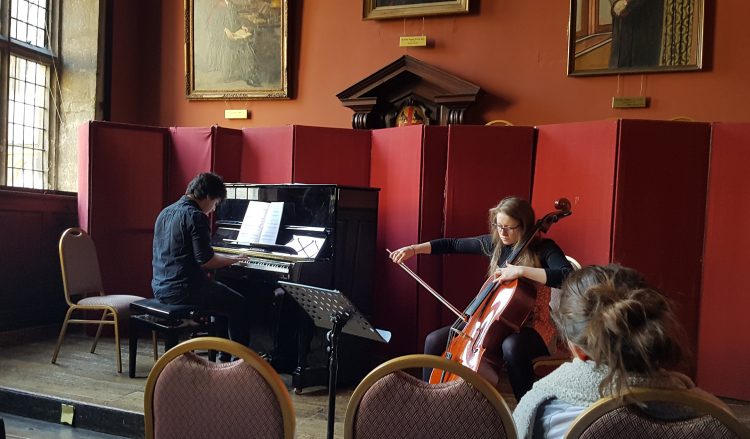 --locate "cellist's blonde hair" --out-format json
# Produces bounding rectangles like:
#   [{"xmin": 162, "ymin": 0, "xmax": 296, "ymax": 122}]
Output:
[{"xmin": 487, "ymin": 196, "xmax": 540, "ymax": 277}]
